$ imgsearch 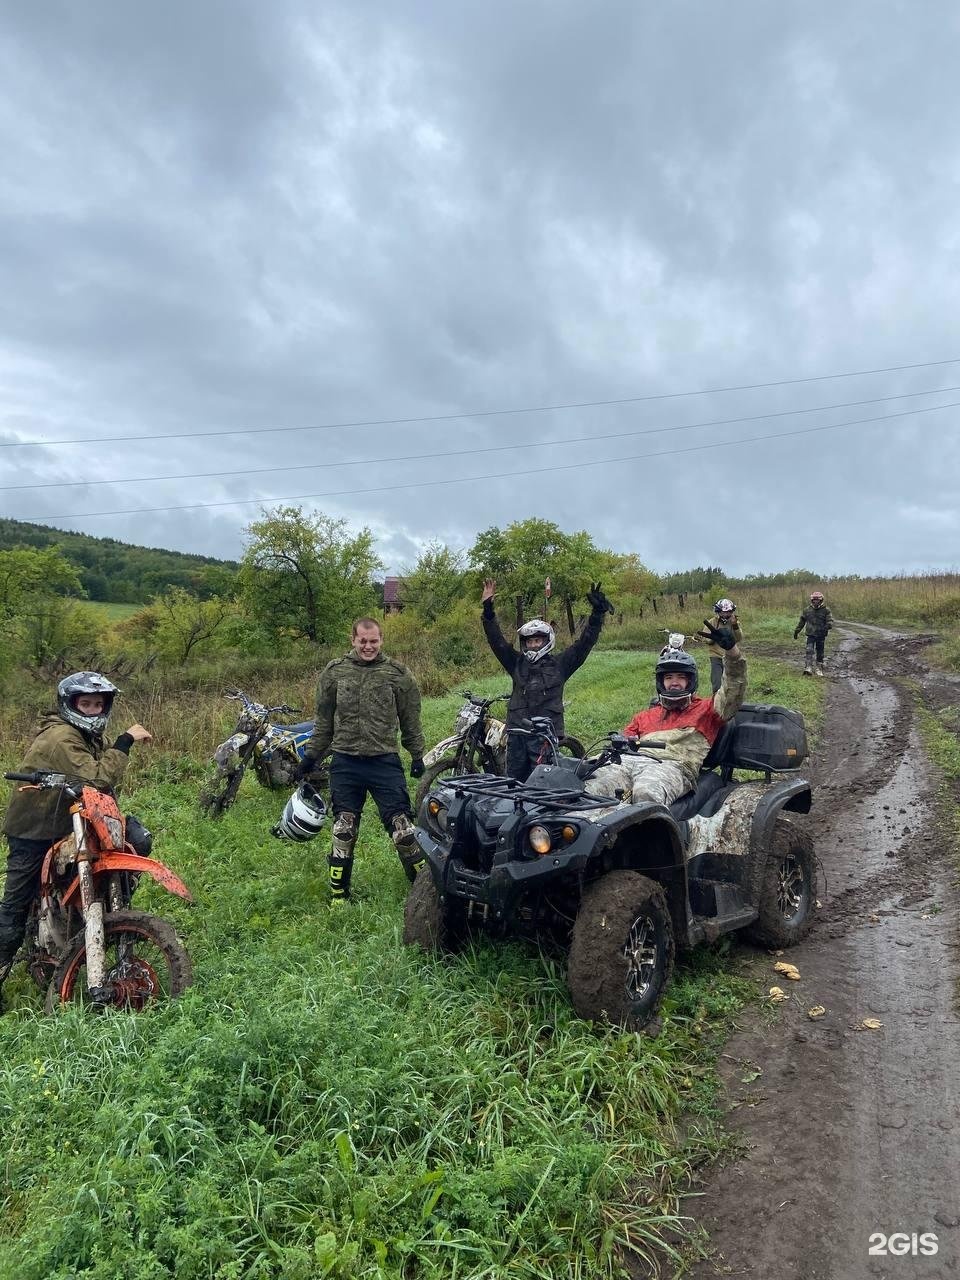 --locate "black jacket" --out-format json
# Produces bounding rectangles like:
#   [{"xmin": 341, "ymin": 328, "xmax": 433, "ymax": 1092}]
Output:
[{"xmin": 482, "ymin": 603, "xmax": 605, "ymax": 734}]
